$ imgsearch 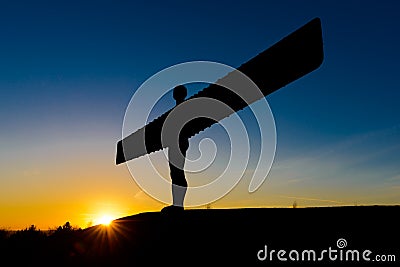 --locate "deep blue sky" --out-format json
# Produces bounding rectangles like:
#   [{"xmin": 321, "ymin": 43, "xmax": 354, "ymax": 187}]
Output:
[
  {"xmin": 1, "ymin": 1, "xmax": 399, "ymax": 136},
  {"xmin": 1, "ymin": 0, "xmax": 400, "ymax": 228}
]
